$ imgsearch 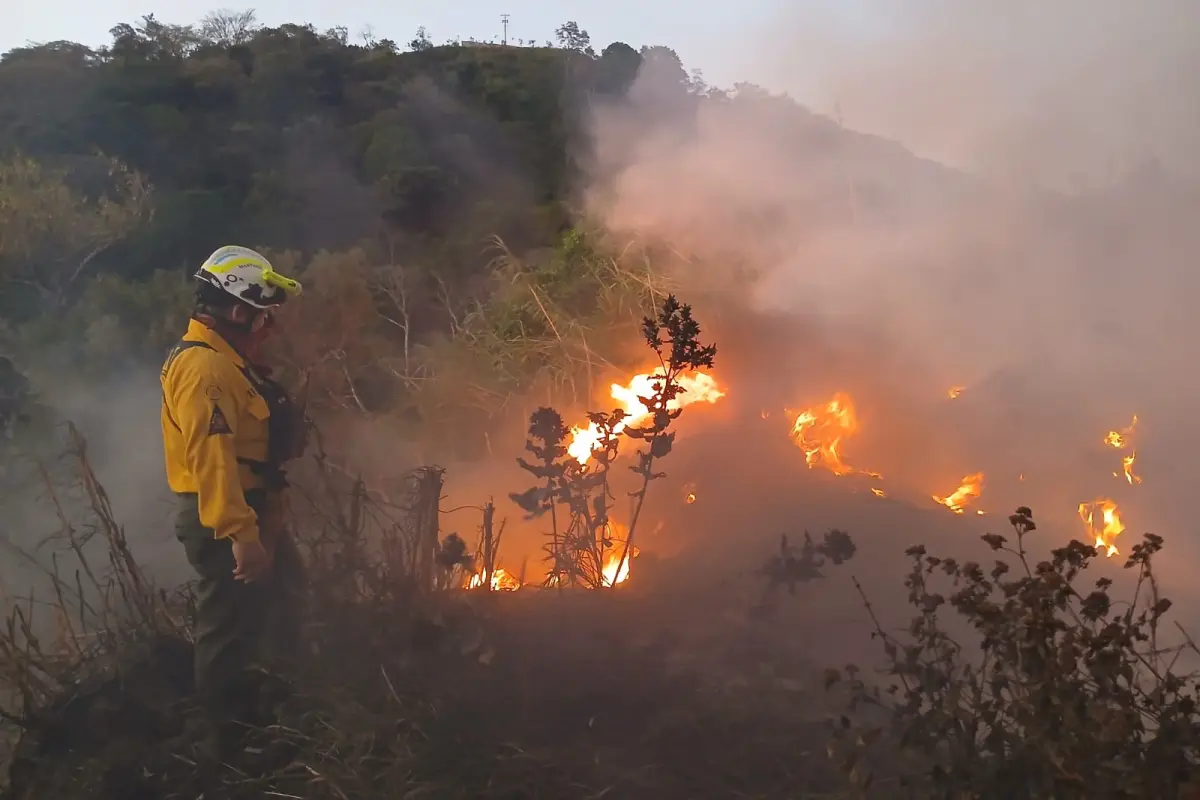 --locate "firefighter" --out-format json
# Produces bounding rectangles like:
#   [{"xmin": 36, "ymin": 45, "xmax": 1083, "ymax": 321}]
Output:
[{"xmin": 160, "ymin": 245, "xmax": 308, "ymax": 760}]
